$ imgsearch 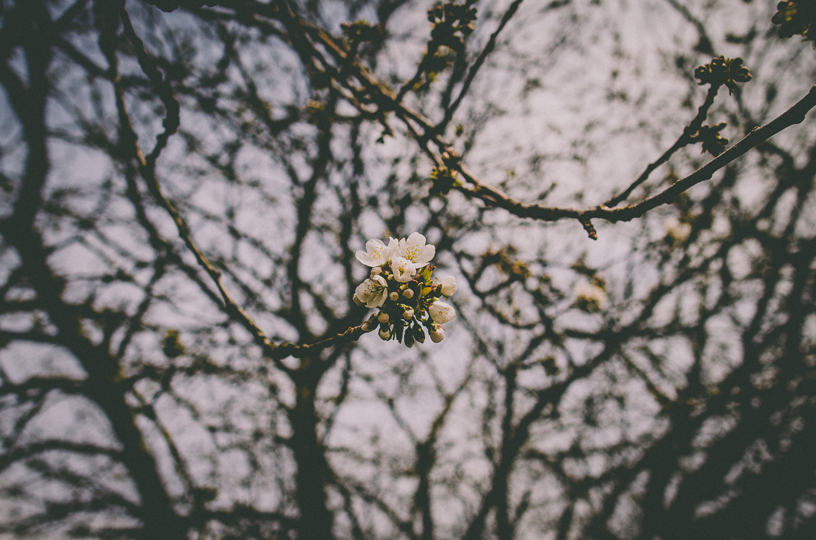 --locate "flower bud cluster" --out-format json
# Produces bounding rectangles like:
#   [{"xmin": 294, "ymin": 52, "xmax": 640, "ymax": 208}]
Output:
[
  {"xmin": 772, "ymin": 1, "xmax": 816, "ymax": 44},
  {"xmin": 354, "ymin": 233, "xmax": 457, "ymax": 346},
  {"xmin": 430, "ymin": 148, "xmax": 461, "ymax": 196},
  {"xmin": 691, "ymin": 123, "xmax": 729, "ymax": 156},
  {"xmin": 694, "ymin": 56, "xmax": 752, "ymax": 94},
  {"xmin": 427, "ymin": 2, "xmax": 477, "ymax": 52}
]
